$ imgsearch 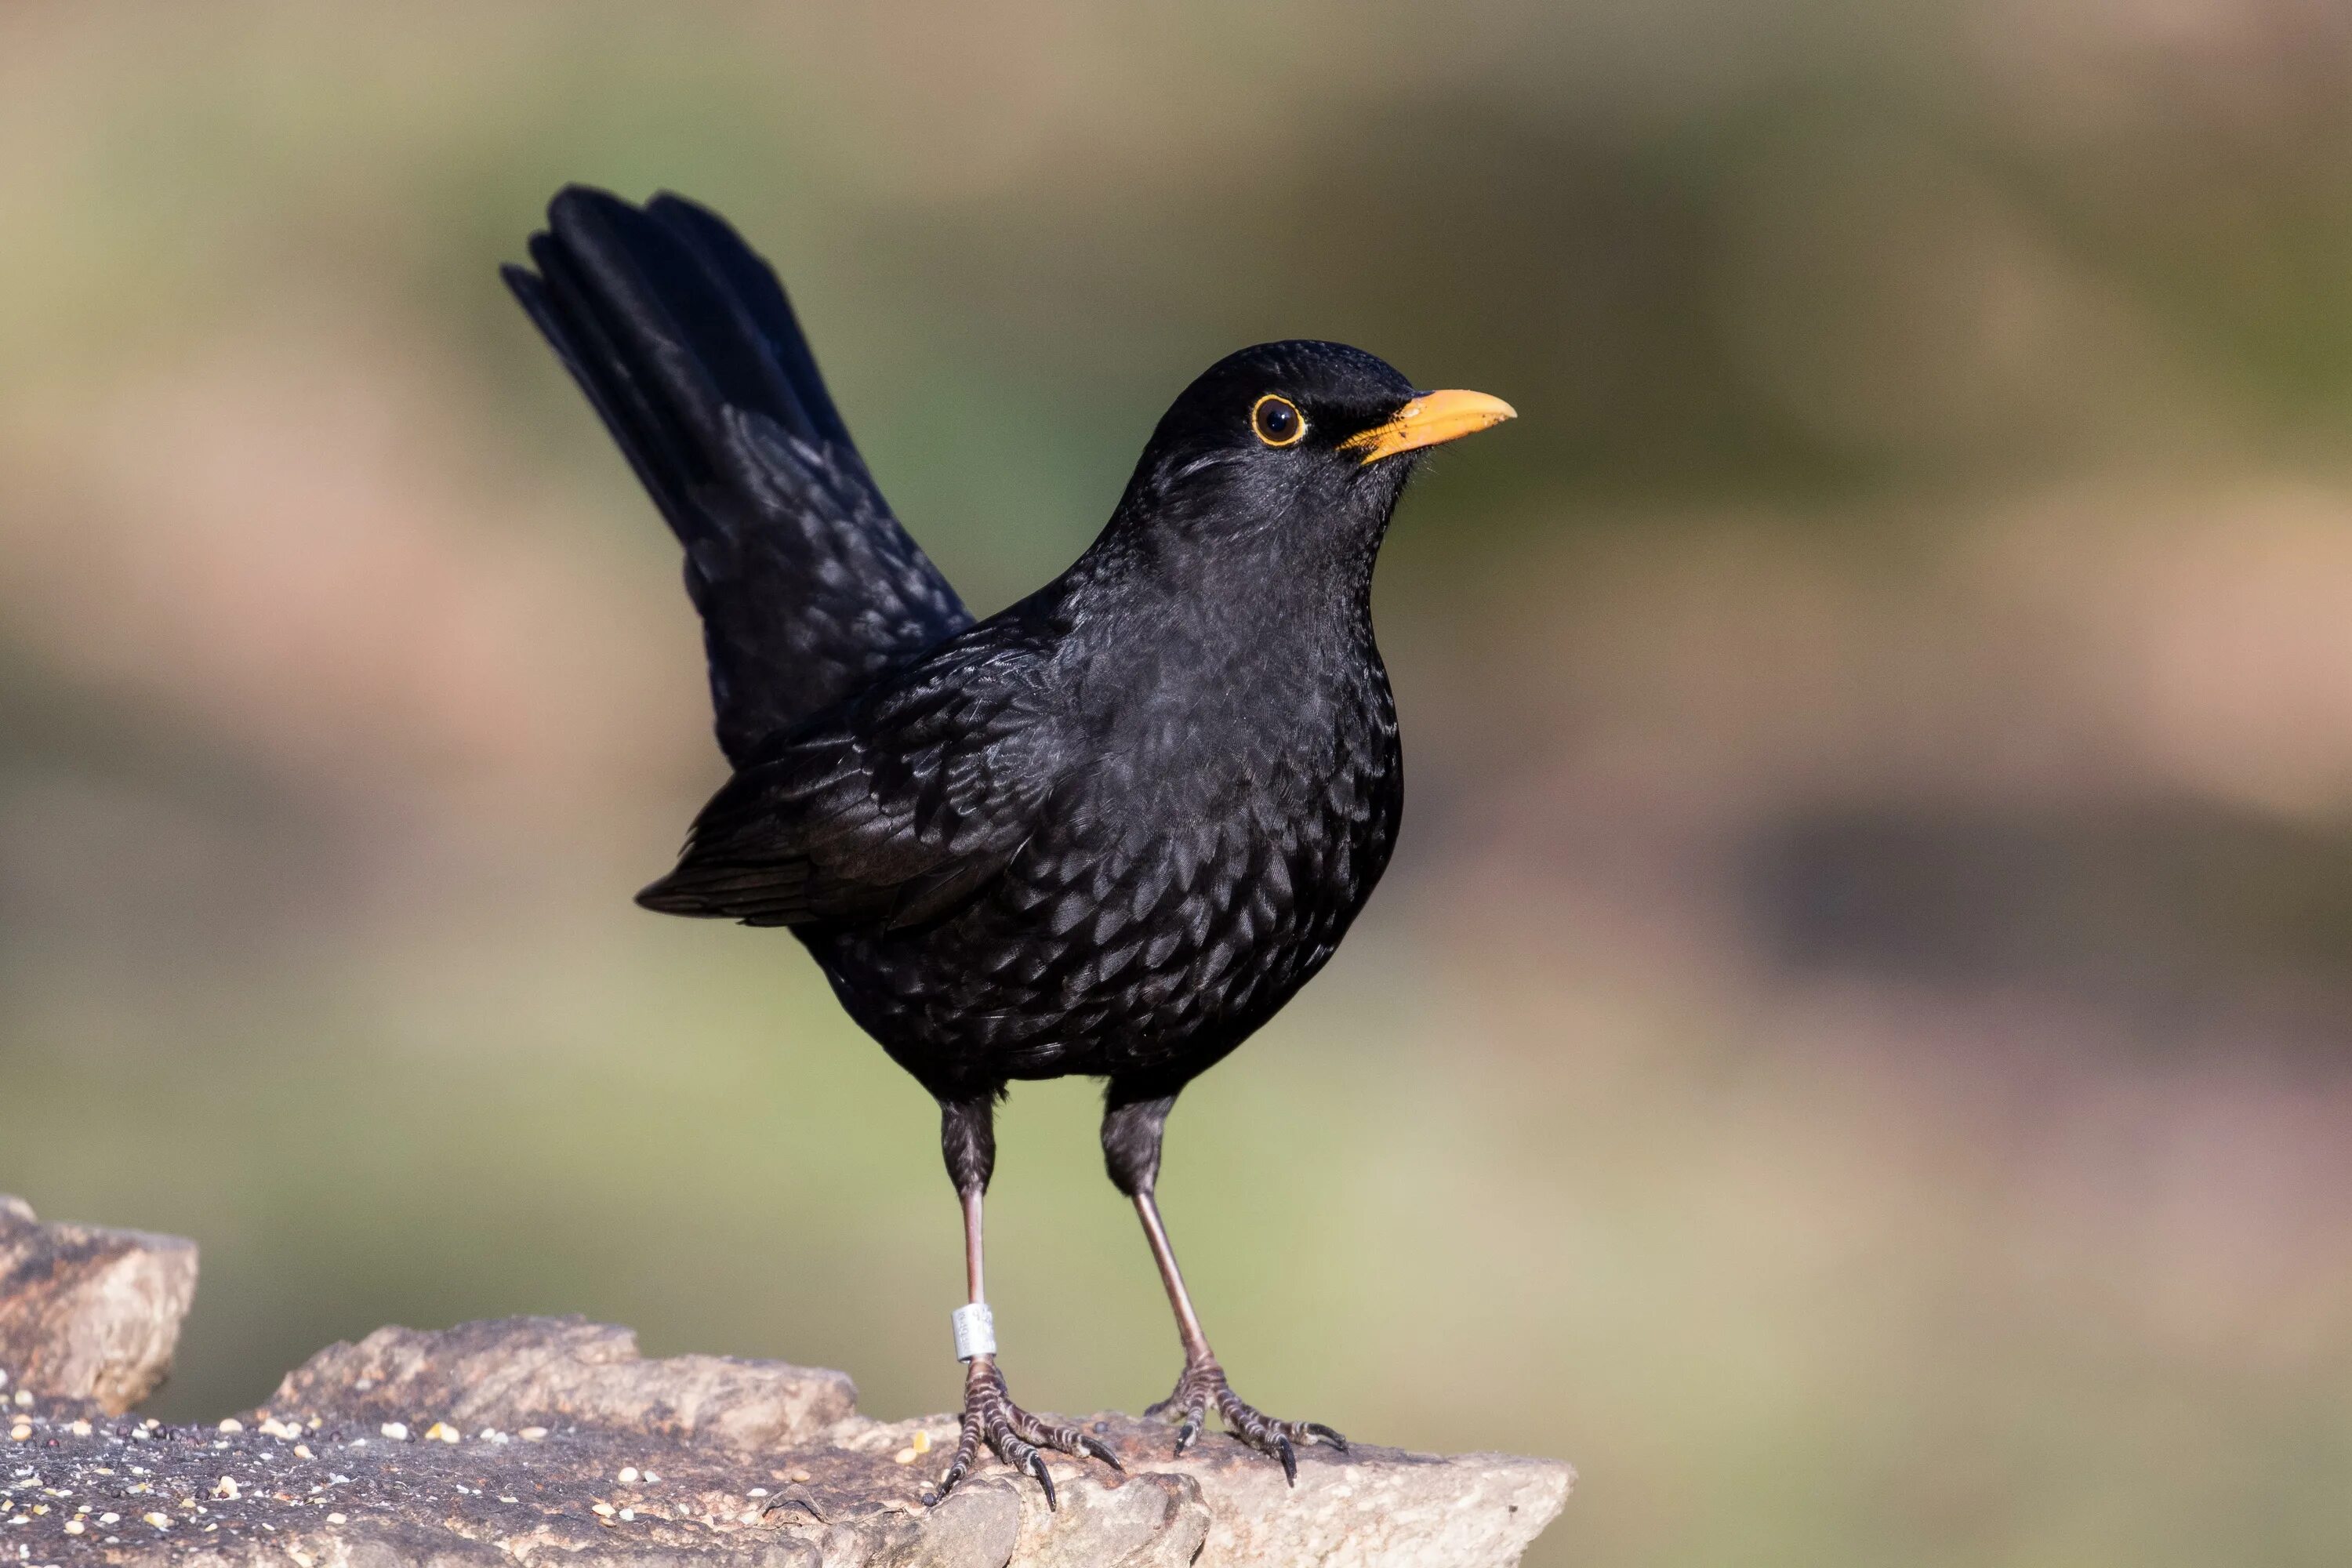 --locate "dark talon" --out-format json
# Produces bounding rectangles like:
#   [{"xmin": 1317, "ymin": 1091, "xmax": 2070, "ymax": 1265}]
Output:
[
  {"xmin": 933, "ymin": 1357, "xmax": 1119, "ymax": 1506},
  {"xmin": 1155, "ymin": 1357, "xmax": 1348, "ymax": 1478}
]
